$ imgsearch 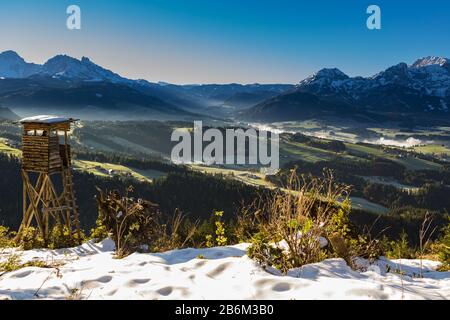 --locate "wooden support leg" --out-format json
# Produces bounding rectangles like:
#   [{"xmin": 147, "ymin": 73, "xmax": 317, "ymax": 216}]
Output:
[{"xmin": 18, "ymin": 166, "xmax": 81, "ymax": 246}]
